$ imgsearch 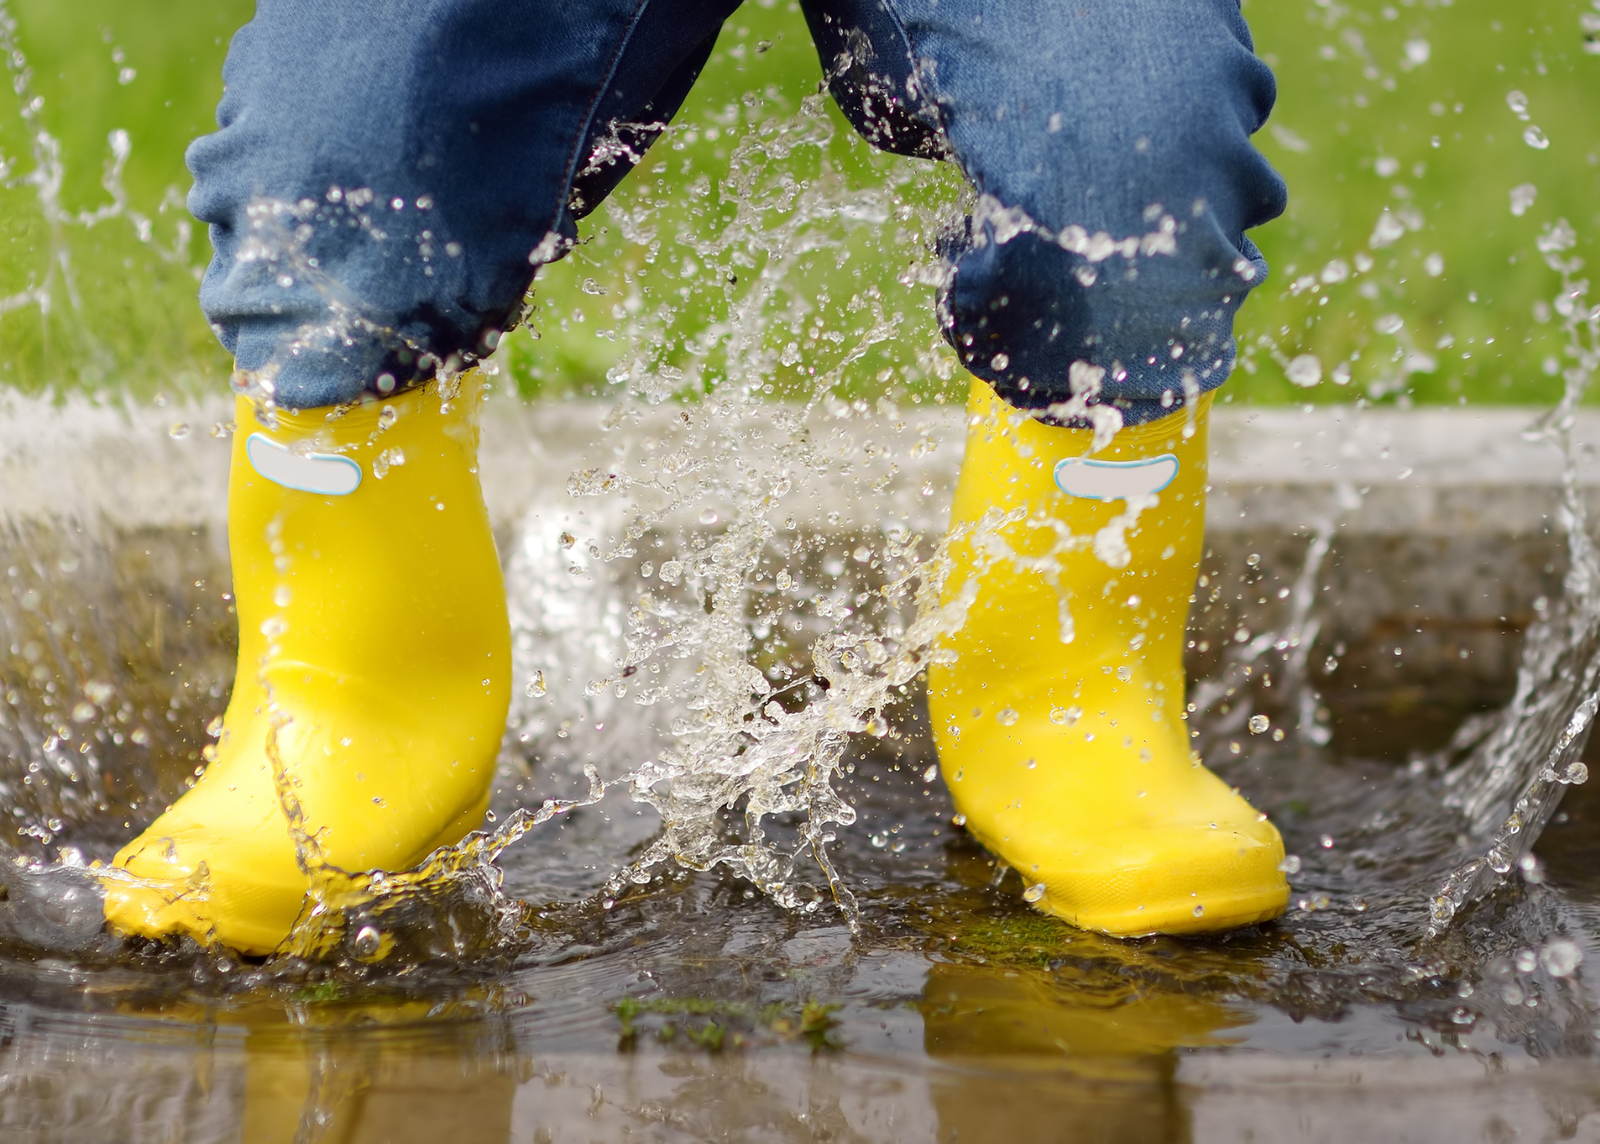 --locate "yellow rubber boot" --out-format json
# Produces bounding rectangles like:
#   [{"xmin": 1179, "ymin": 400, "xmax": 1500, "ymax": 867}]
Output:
[
  {"xmin": 103, "ymin": 373, "xmax": 511, "ymax": 954},
  {"xmin": 929, "ymin": 381, "xmax": 1288, "ymax": 936}
]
